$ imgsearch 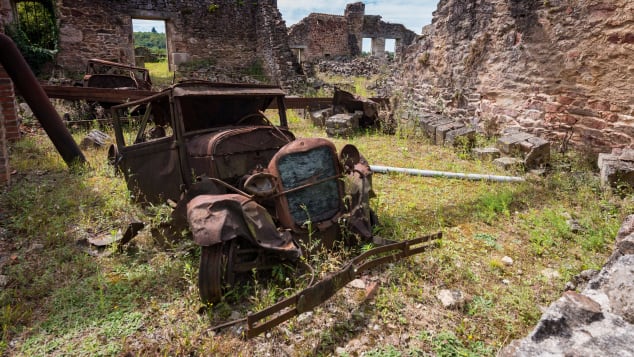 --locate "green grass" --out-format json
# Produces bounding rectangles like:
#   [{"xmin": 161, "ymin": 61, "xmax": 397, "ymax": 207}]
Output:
[
  {"xmin": 143, "ymin": 60, "xmax": 173, "ymax": 89},
  {"xmin": 0, "ymin": 116, "xmax": 630, "ymax": 355}
]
